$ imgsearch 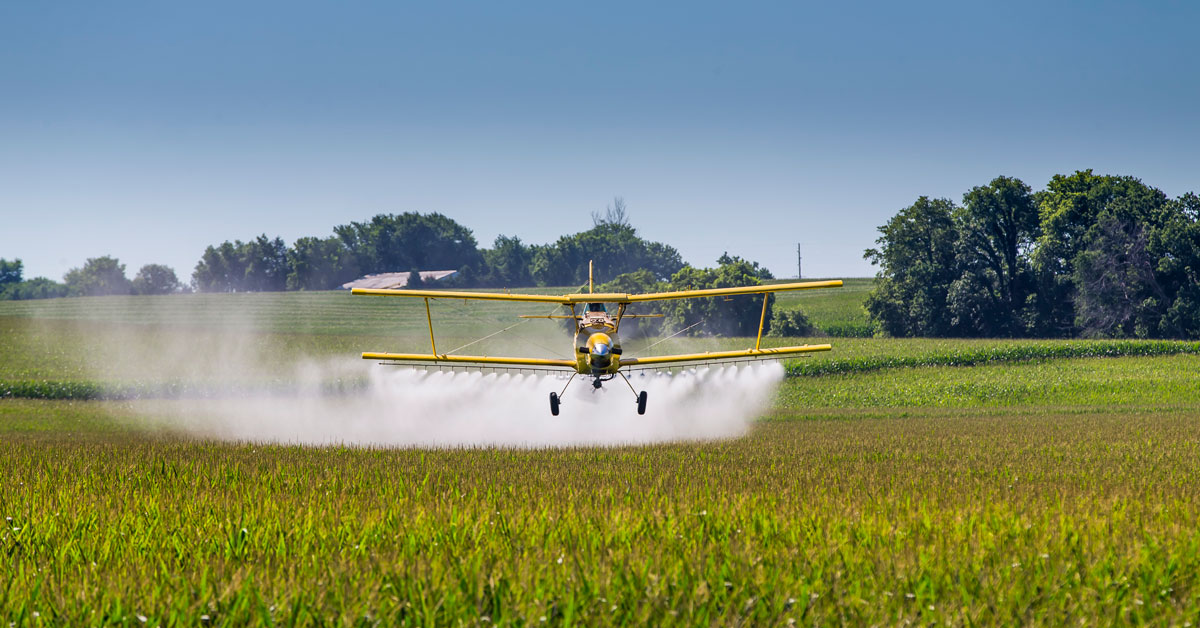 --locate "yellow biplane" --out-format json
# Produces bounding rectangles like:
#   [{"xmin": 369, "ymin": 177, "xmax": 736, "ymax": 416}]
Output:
[{"xmin": 353, "ymin": 264, "xmax": 841, "ymax": 415}]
